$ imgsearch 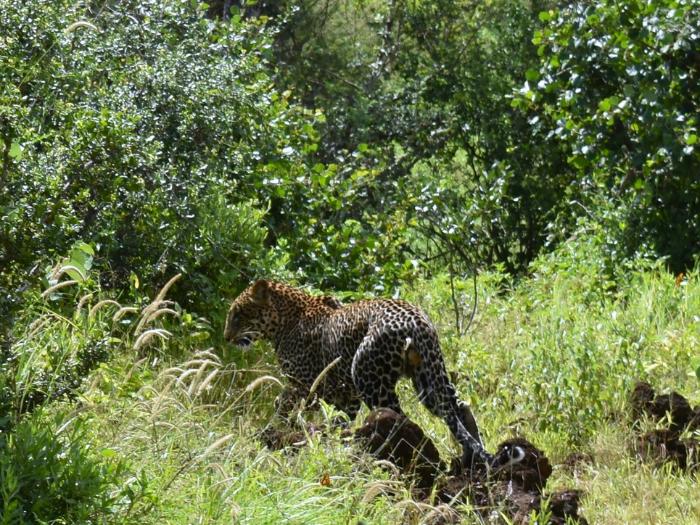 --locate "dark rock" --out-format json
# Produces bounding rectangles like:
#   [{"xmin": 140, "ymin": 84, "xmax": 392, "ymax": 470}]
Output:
[
  {"xmin": 690, "ymin": 407, "xmax": 700, "ymax": 431},
  {"xmin": 630, "ymin": 380, "xmax": 700, "ymax": 471},
  {"xmin": 354, "ymin": 408, "xmax": 443, "ymax": 489},
  {"xmin": 492, "ymin": 437, "xmax": 553, "ymax": 492},
  {"xmin": 630, "ymin": 381, "xmax": 656, "ymax": 423},
  {"xmin": 630, "ymin": 380, "xmax": 695, "ymax": 431},
  {"xmin": 436, "ymin": 438, "xmax": 586, "ymax": 524},
  {"xmin": 651, "ymin": 392, "xmax": 693, "ymax": 431},
  {"xmin": 636, "ymin": 429, "xmax": 699, "ymax": 470},
  {"xmin": 547, "ymin": 490, "xmax": 588, "ymax": 525},
  {"xmin": 561, "ymin": 452, "xmax": 594, "ymax": 475},
  {"xmin": 509, "ymin": 490, "xmax": 543, "ymax": 525}
]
